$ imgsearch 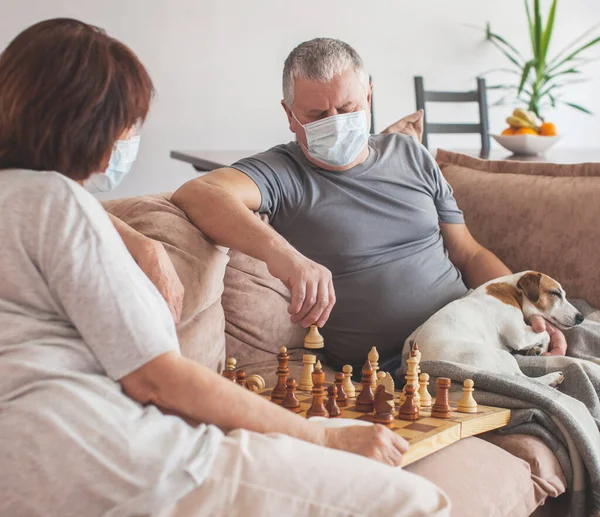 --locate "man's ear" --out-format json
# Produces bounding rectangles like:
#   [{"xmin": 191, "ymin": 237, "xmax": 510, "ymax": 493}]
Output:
[
  {"xmin": 281, "ymin": 100, "xmax": 294, "ymax": 132},
  {"xmin": 517, "ymin": 272, "xmax": 542, "ymax": 303}
]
